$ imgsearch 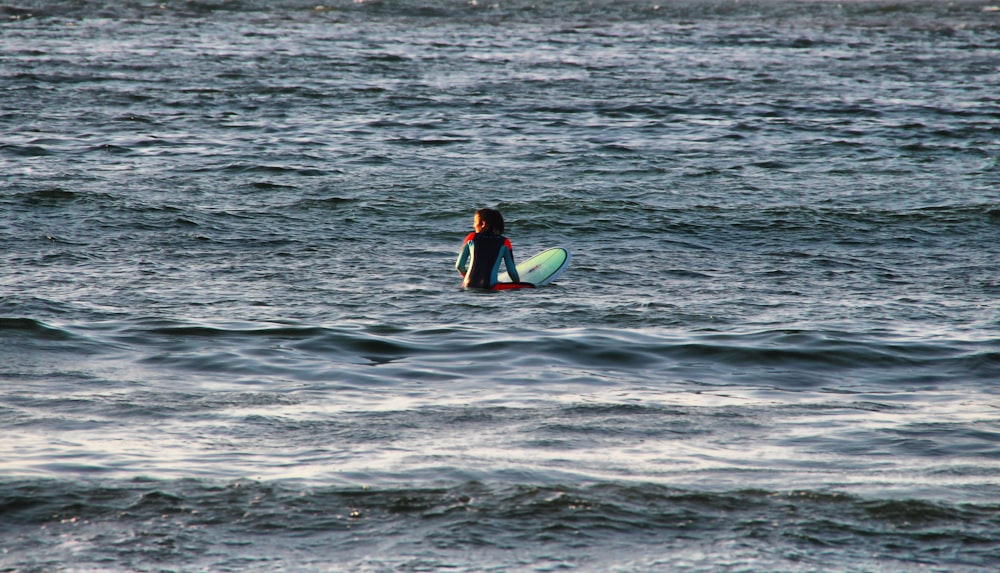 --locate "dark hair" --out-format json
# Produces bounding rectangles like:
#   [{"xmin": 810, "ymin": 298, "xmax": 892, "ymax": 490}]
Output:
[{"xmin": 476, "ymin": 208, "xmax": 505, "ymax": 235}]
